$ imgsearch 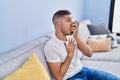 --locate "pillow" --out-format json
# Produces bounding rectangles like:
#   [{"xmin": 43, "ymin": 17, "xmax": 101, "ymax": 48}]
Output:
[
  {"xmin": 89, "ymin": 33, "xmax": 118, "ymax": 48},
  {"xmin": 87, "ymin": 23, "xmax": 111, "ymax": 35},
  {"xmin": 88, "ymin": 38, "xmax": 111, "ymax": 52},
  {"xmin": 78, "ymin": 19, "xmax": 91, "ymax": 42},
  {"xmin": 107, "ymin": 33, "xmax": 118, "ymax": 48},
  {"xmin": 117, "ymin": 36, "xmax": 120, "ymax": 44},
  {"xmin": 118, "ymin": 39, "xmax": 120, "ymax": 44},
  {"xmin": 4, "ymin": 54, "xmax": 50, "ymax": 80},
  {"xmin": 89, "ymin": 34, "xmax": 107, "ymax": 39}
]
